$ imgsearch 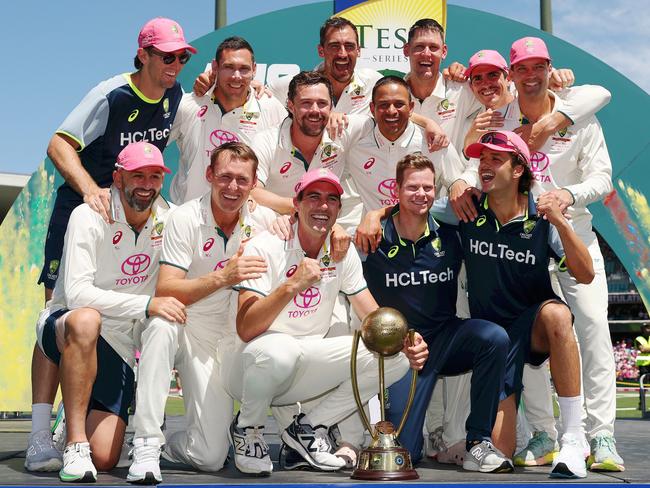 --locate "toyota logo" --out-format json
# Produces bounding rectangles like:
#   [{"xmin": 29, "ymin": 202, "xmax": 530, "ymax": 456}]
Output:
[
  {"xmin": 530, "ymin": 151, "xmax": 550, "ymax": 173},
  {"xmin": 377, "ymin": 178, "xmax": 398, "ymax": 199},
  {"xmin": 293, "ymin": 287, "xmax": 321, "ymax": 309},
  {"xmin": 121, "ymin": 254, "xmax": 151, "ymax": 276},
  {"xmin": 209, "ymin": 129, "xmax": 239, "ymax": 148},
  {"xmin": 203, "ymin": 238, "xmax": 215, "ymax": 252},
  {"xmin": 214, "ymin": 258, "xmax": 229, "ymax": 271},
  {"xmin": 363, "ymin": 157, "xmax": 375, "ymax": 170}
]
